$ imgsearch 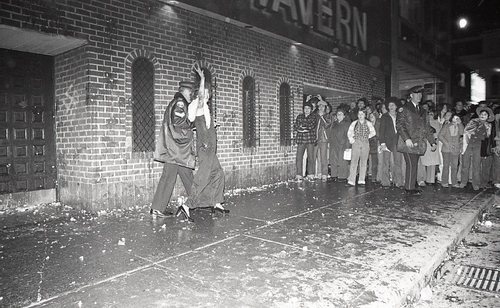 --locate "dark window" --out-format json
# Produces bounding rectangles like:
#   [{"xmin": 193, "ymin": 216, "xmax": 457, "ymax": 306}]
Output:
[
  {"xmin": 492, "ymin": 75, "xmax": 500, "ymax": 96},
  {"xmin": 131, "ymin": 57, "xmax": 155, "ymax": 152},
  {"xmin": 279, "ymin": 82, "xmax": 292, "ymax": 146},
  {"xmin": 242, "ymin": 76, "xmax": 256, "ymax": 148}
]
